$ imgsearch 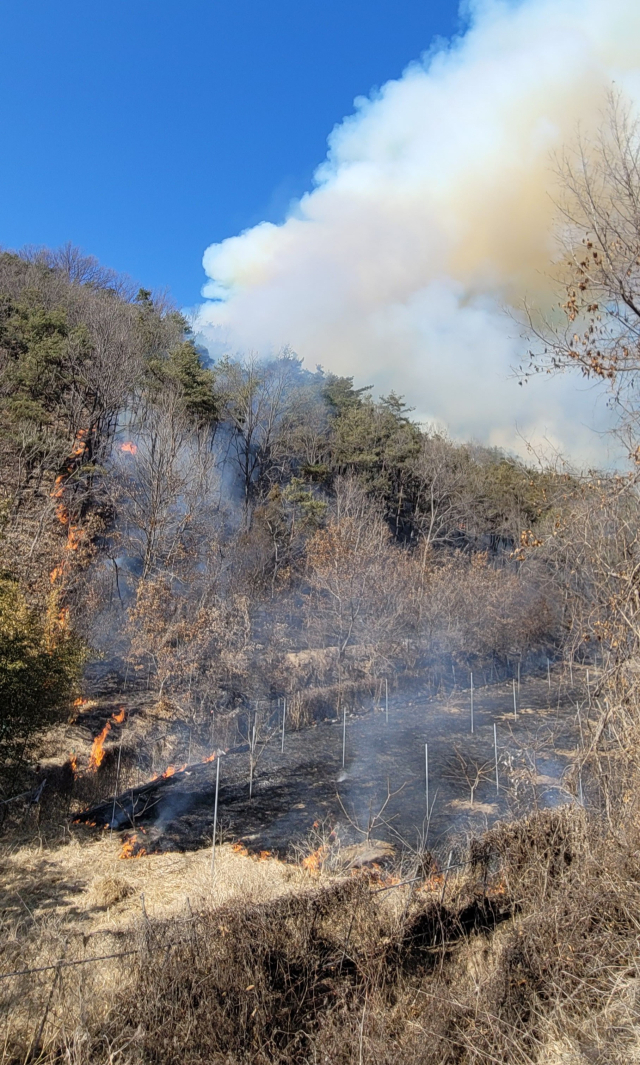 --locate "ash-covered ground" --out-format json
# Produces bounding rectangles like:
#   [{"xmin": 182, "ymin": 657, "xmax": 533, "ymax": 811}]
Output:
[{"xmin": 75, "ymin": 668, "xmax": 586, "ymax": 860}]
